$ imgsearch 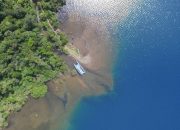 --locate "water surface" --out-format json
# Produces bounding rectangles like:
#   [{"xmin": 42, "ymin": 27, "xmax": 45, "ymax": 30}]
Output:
[{"xmin": 68, "ymin": 0, "xmax": 180, "ymax": 130}]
